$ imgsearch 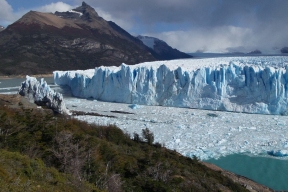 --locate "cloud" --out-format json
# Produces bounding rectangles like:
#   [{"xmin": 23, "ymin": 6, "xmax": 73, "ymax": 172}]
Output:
[
  {"xmin": 0, "ymin": 1, "xmax": 74, "ymax": 27},
  {"xmin": 147, "ymin": 26, "xmax": 253, "ymax": 53},
  {"xmin": 0, "ymin": 0, "xmax": 17, "ymax": 25},
  {"xmin": 93, "ymin": 8, "xmax": 133, "ymax": 31},
  {"xmin": 2, "ymin": 0, "xmax": 288, "ymax": 52},
  {"xmin": 35, "ymin": 2, "xmax": 73, "ymax": 13},
  {"xmin": 75, "ymin": 0, "xmax": 288, "ymax": 52}
]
